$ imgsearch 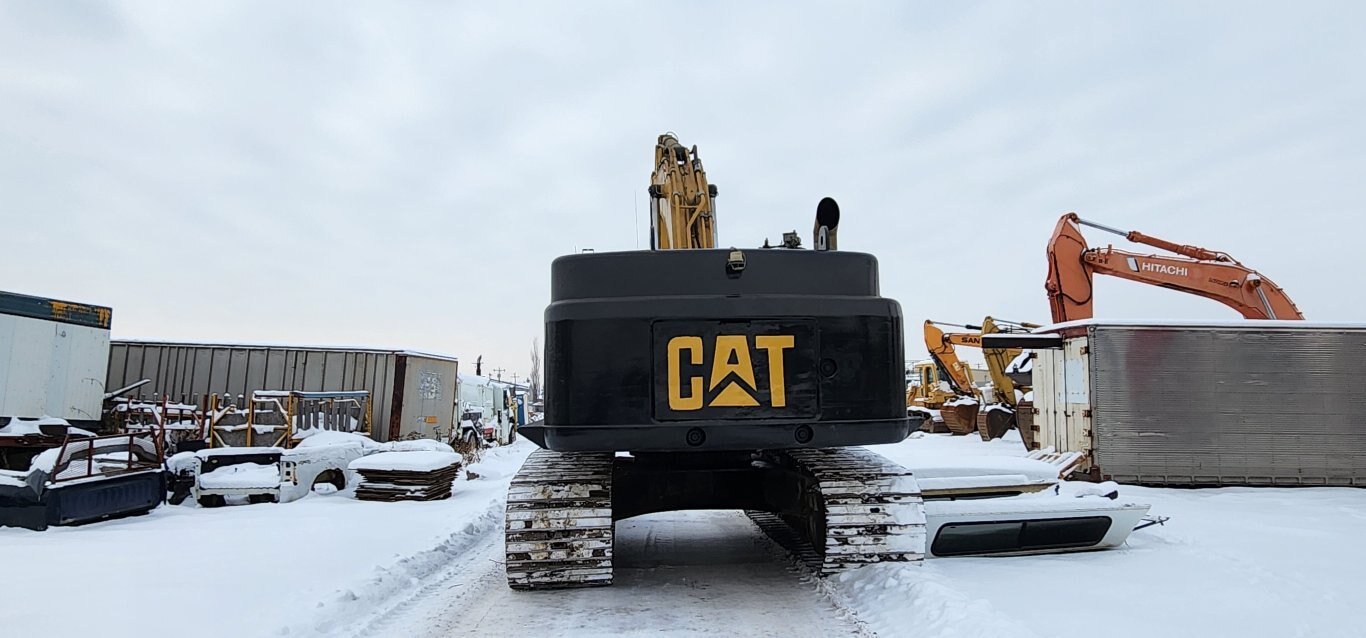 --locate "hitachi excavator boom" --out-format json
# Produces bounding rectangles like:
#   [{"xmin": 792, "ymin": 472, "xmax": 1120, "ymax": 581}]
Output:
[{"xmin": 1045, "ymin": 213, "xmax": 1303, "ymax": 323}]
